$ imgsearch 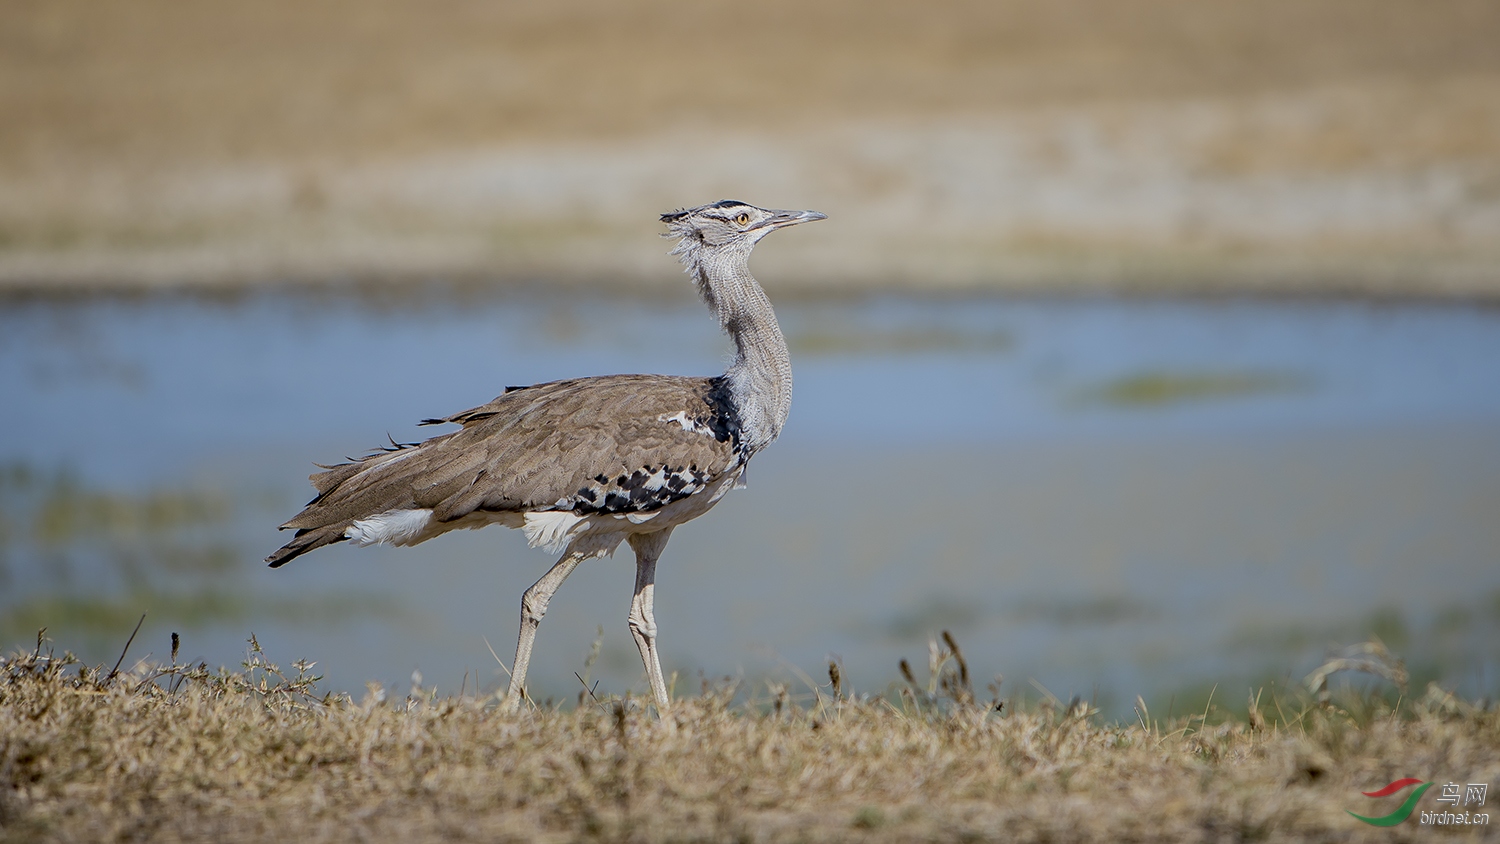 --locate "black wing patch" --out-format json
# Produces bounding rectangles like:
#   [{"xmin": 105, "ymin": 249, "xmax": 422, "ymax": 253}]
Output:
[{"xmin": 566, "ymin": 464, "xmax": 718, "ymax": 516}]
